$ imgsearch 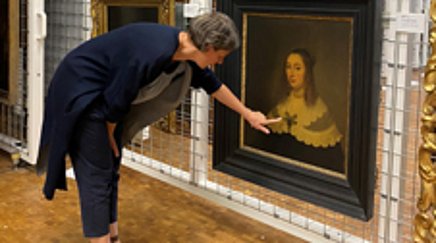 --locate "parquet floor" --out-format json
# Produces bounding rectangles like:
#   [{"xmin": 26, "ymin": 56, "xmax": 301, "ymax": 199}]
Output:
[{"xmin": 0, "ymin": 151, "xmax": 306, "ymax": 243}]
